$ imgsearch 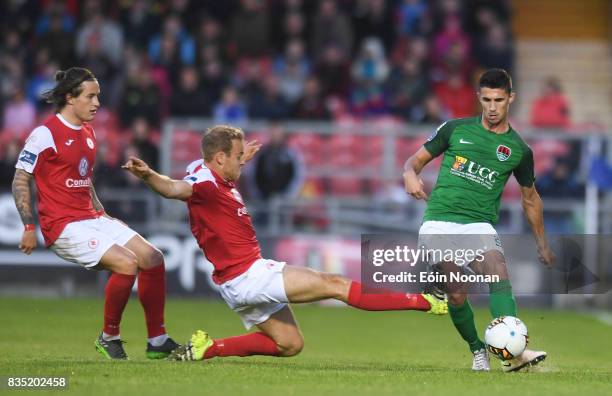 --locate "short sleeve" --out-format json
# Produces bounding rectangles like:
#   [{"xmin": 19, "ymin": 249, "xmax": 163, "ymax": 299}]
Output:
[
  {"xmin": 513, "ymin": 147, "xmax": 535, "ymax": 187},
  {"xmin": 15, "ymin": 126, "xmax": 56, "ymax": 174},
  {"xmin": 423, "ymin": 121, "xmax": 454, "ymax": 157},
  {"xmin": 183, "ymin": 168, "xmax": 217, "ymax": 199}
]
